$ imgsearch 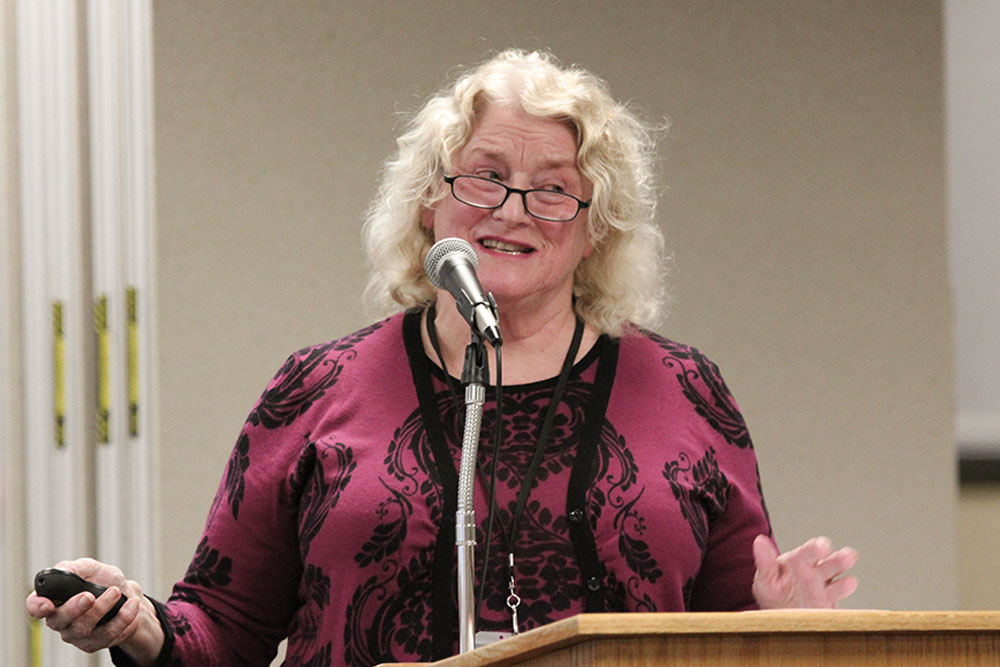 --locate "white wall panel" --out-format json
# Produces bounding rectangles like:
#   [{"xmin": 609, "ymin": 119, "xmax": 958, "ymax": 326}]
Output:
[
  {"xmin": 945, "ymin": 0, "xmax": 1000, "ymax": 453},
  {"xmin": 16, "ymin": 0, "xmax": 89, "ymax": 664}
]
